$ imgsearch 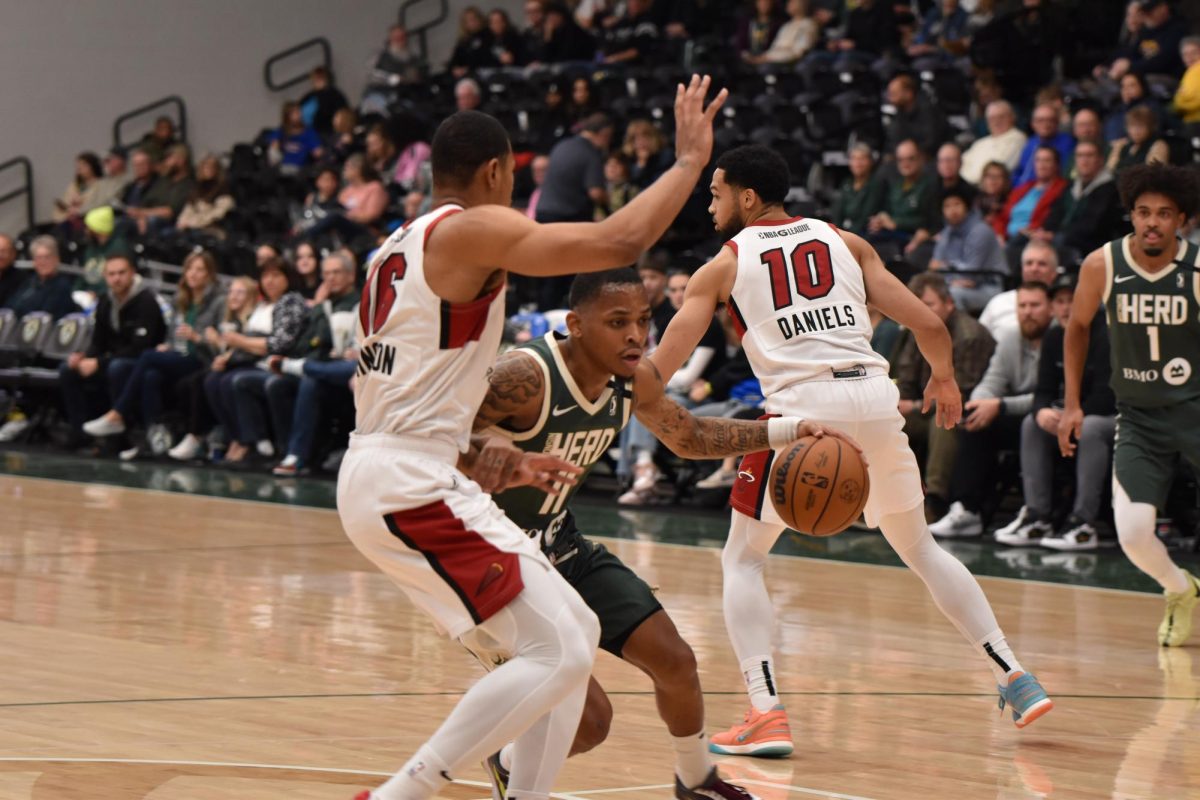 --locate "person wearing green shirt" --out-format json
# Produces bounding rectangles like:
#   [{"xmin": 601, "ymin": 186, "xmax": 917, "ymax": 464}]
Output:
[
  {"xmin": 867, "ymin": 139, "xmax": 940, "ymax": 269},
  {"xmin": 830, "ymin": 143, "xmax": 883, "ymax": 235}
]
